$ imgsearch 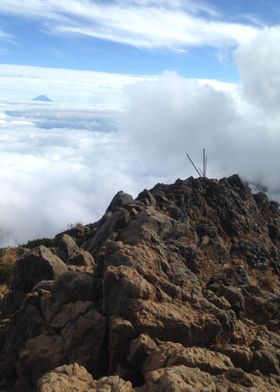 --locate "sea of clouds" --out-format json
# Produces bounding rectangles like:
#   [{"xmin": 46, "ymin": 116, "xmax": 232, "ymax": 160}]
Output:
[{"xmin": 1, "ymin": 28, "xmax": 280, "ymax": 246}]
